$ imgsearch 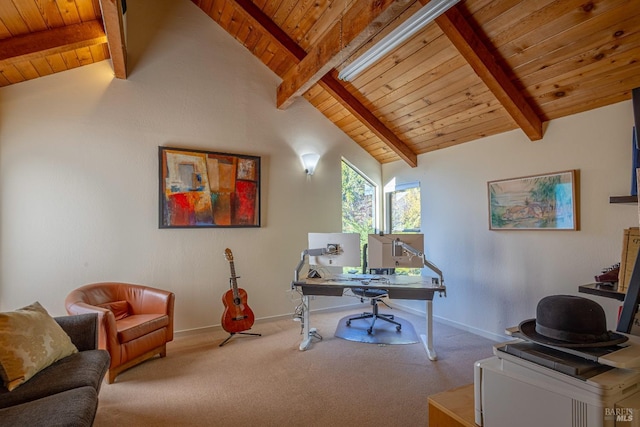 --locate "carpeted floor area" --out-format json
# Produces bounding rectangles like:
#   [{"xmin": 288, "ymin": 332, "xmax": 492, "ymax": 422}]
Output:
[{"xmin": 94, "ymin": 307, "xmax": 496, "ymax": 426}]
